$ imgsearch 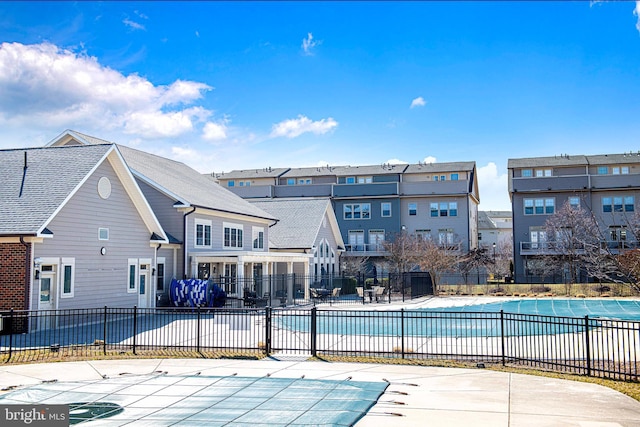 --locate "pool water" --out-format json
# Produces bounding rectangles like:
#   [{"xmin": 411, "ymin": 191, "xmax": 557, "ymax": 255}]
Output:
[{"xmin": 422, "ymin": 298, "xmax": 640, "ymax": 321}]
